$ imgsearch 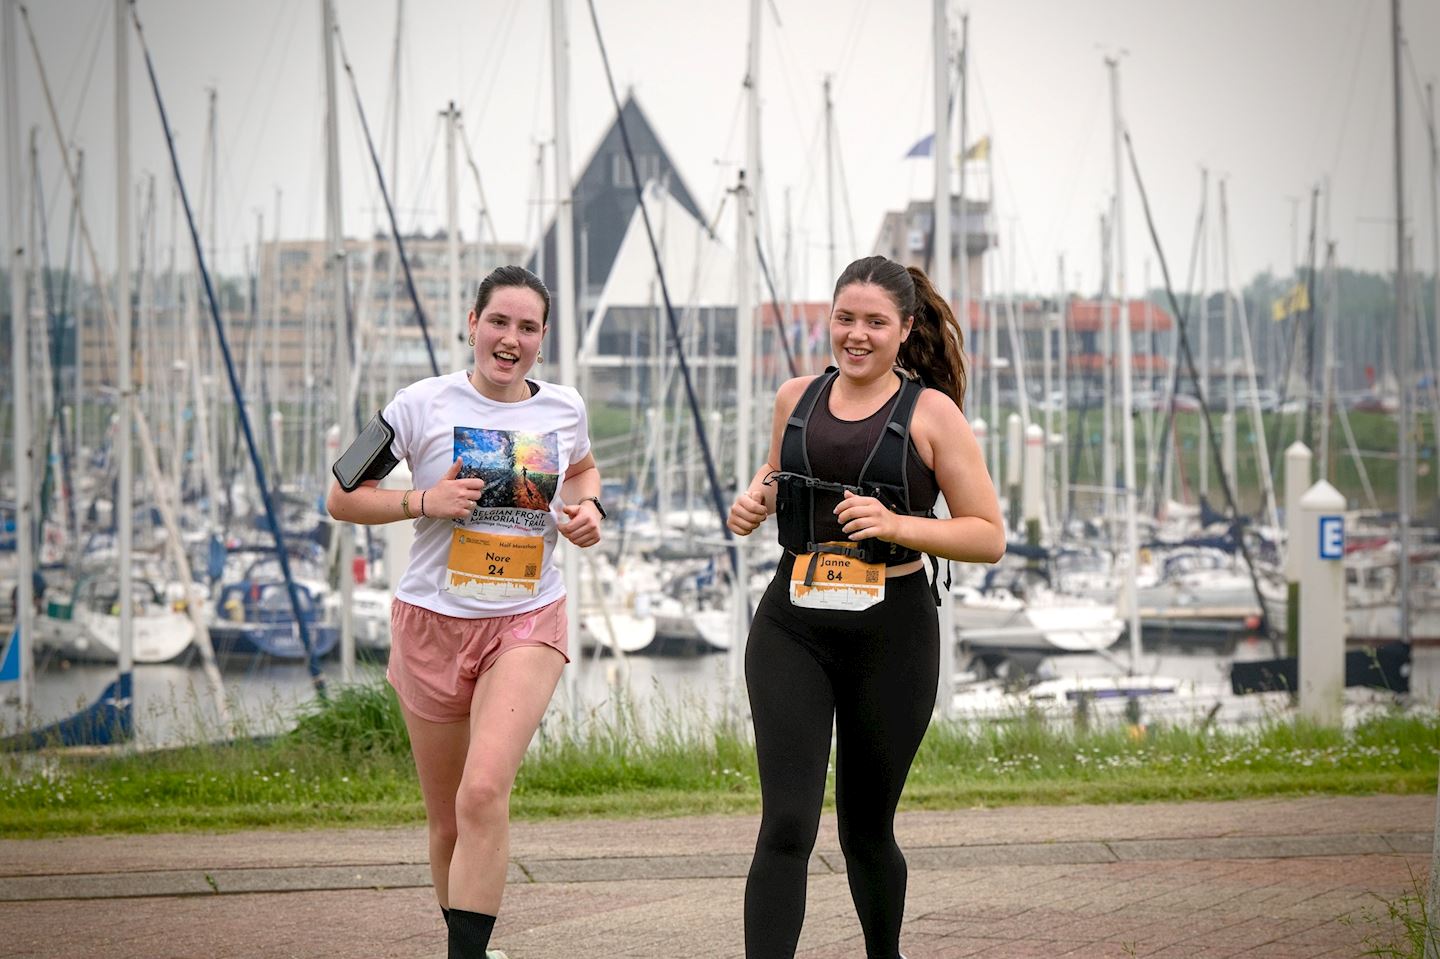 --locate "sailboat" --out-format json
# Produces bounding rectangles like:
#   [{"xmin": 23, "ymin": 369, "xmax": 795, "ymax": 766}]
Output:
[{"xmin": 32, "ymin": 567, "xmax": 194, "ymax": 664}]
